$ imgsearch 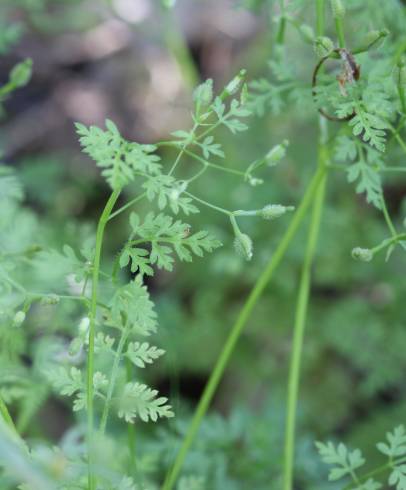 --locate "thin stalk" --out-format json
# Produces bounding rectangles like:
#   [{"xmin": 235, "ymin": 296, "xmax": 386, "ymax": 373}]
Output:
[
  {"xmin": 161, "ymin": 164, "xmax": 326, "ymax": 490},
  {"xmin": 0, "ymin": 395, "xmax": 17, "ymax": 434},
  {"xmin": 381, "ymin": 194, "xmax": 397, "ymax": 238},
  {"xmin": 335, "ymin": 17, "xmax": 345, "ymax": 48},
  {"xmin": 316, "ymin": 0, "xmax": 325, "ymax": 36},
  {"xmin": 275, "ymin": 0, "xmax": 287, "ymax": 46},
  {"xmin": 398, "ymin": 82, "xmax": 406, "ymax": 115},
  {"xmin": 184, "ymin": 191, "xmax": 232, "ymax": 216},
  {"xmin": 125, "ymin": 358, "xmax": 137, "ymax": 474},
  {"xmin": 282, "ymin": 6, "xmax": 328, "ymax": 490},
  {"xmin": 99, "ymin": 325, "xmax": 130, "ymax": 433},
  {"xmin": 108, "ymin": 193, "xmax": 146, "ymax": 221},
  {"xmin": 162, "ymin": 8, "xmax": 199, "ymax": 89},
  {"xmin": 183, "ymin": 149, "xmax": 246, "ymax": 178},
  {"xmin": 283, "ymin": 171, "xmax": 327, "ymax": 490},
  {"xmin": 371, "ymin": 232, "xmax": 406, "ymax": 256},
  {"xmin": 87, "ymin": 189, "xmax": 120, "ymax": 490}
]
